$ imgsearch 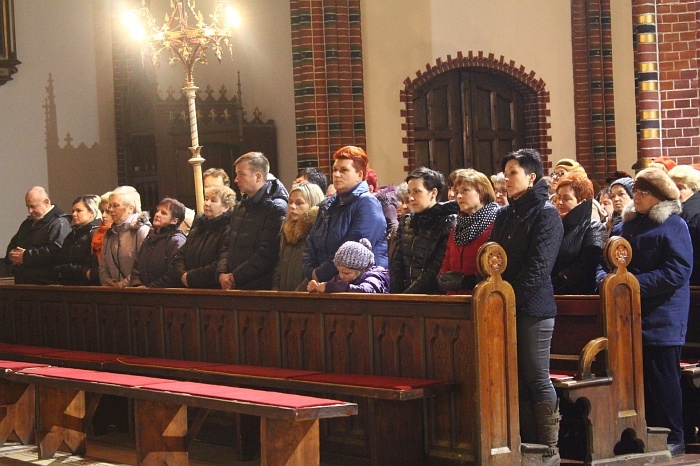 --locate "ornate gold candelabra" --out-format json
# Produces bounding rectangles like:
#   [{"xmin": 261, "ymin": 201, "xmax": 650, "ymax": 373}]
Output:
[{"xmin": 124, "ymin": 0, "xmax": 240, "ymax": 214}]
